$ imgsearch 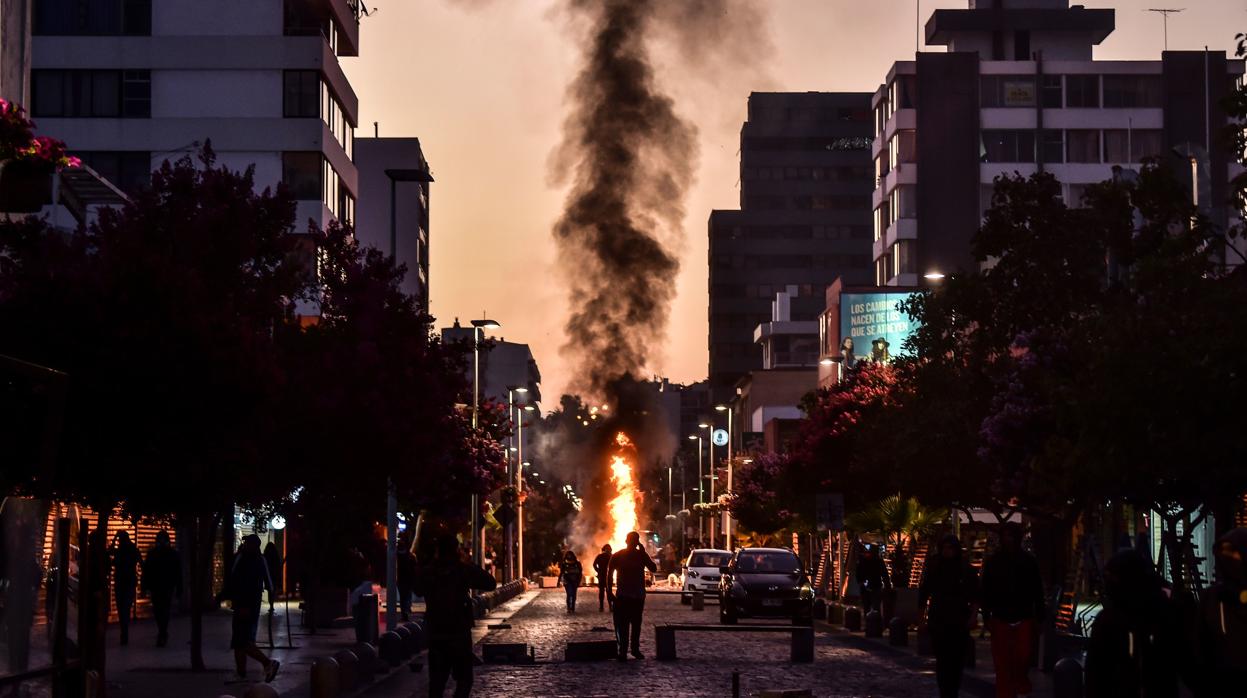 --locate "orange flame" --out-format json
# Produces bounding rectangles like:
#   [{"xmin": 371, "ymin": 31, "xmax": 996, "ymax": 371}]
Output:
[{"xmin": 607, "ymin": 431, "xmax": 640, "ymax": 551}]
